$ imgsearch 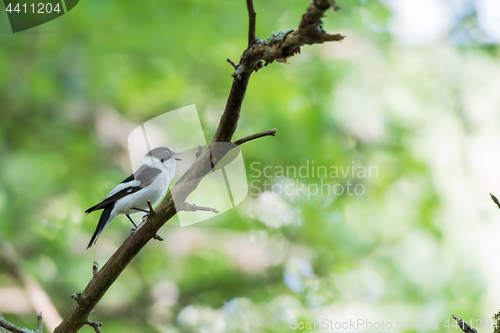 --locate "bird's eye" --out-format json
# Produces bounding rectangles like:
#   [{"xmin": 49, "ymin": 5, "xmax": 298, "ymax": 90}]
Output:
[{"xmin": 161, "ymin": 159, "xmax": 164, "ymax": 163}]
